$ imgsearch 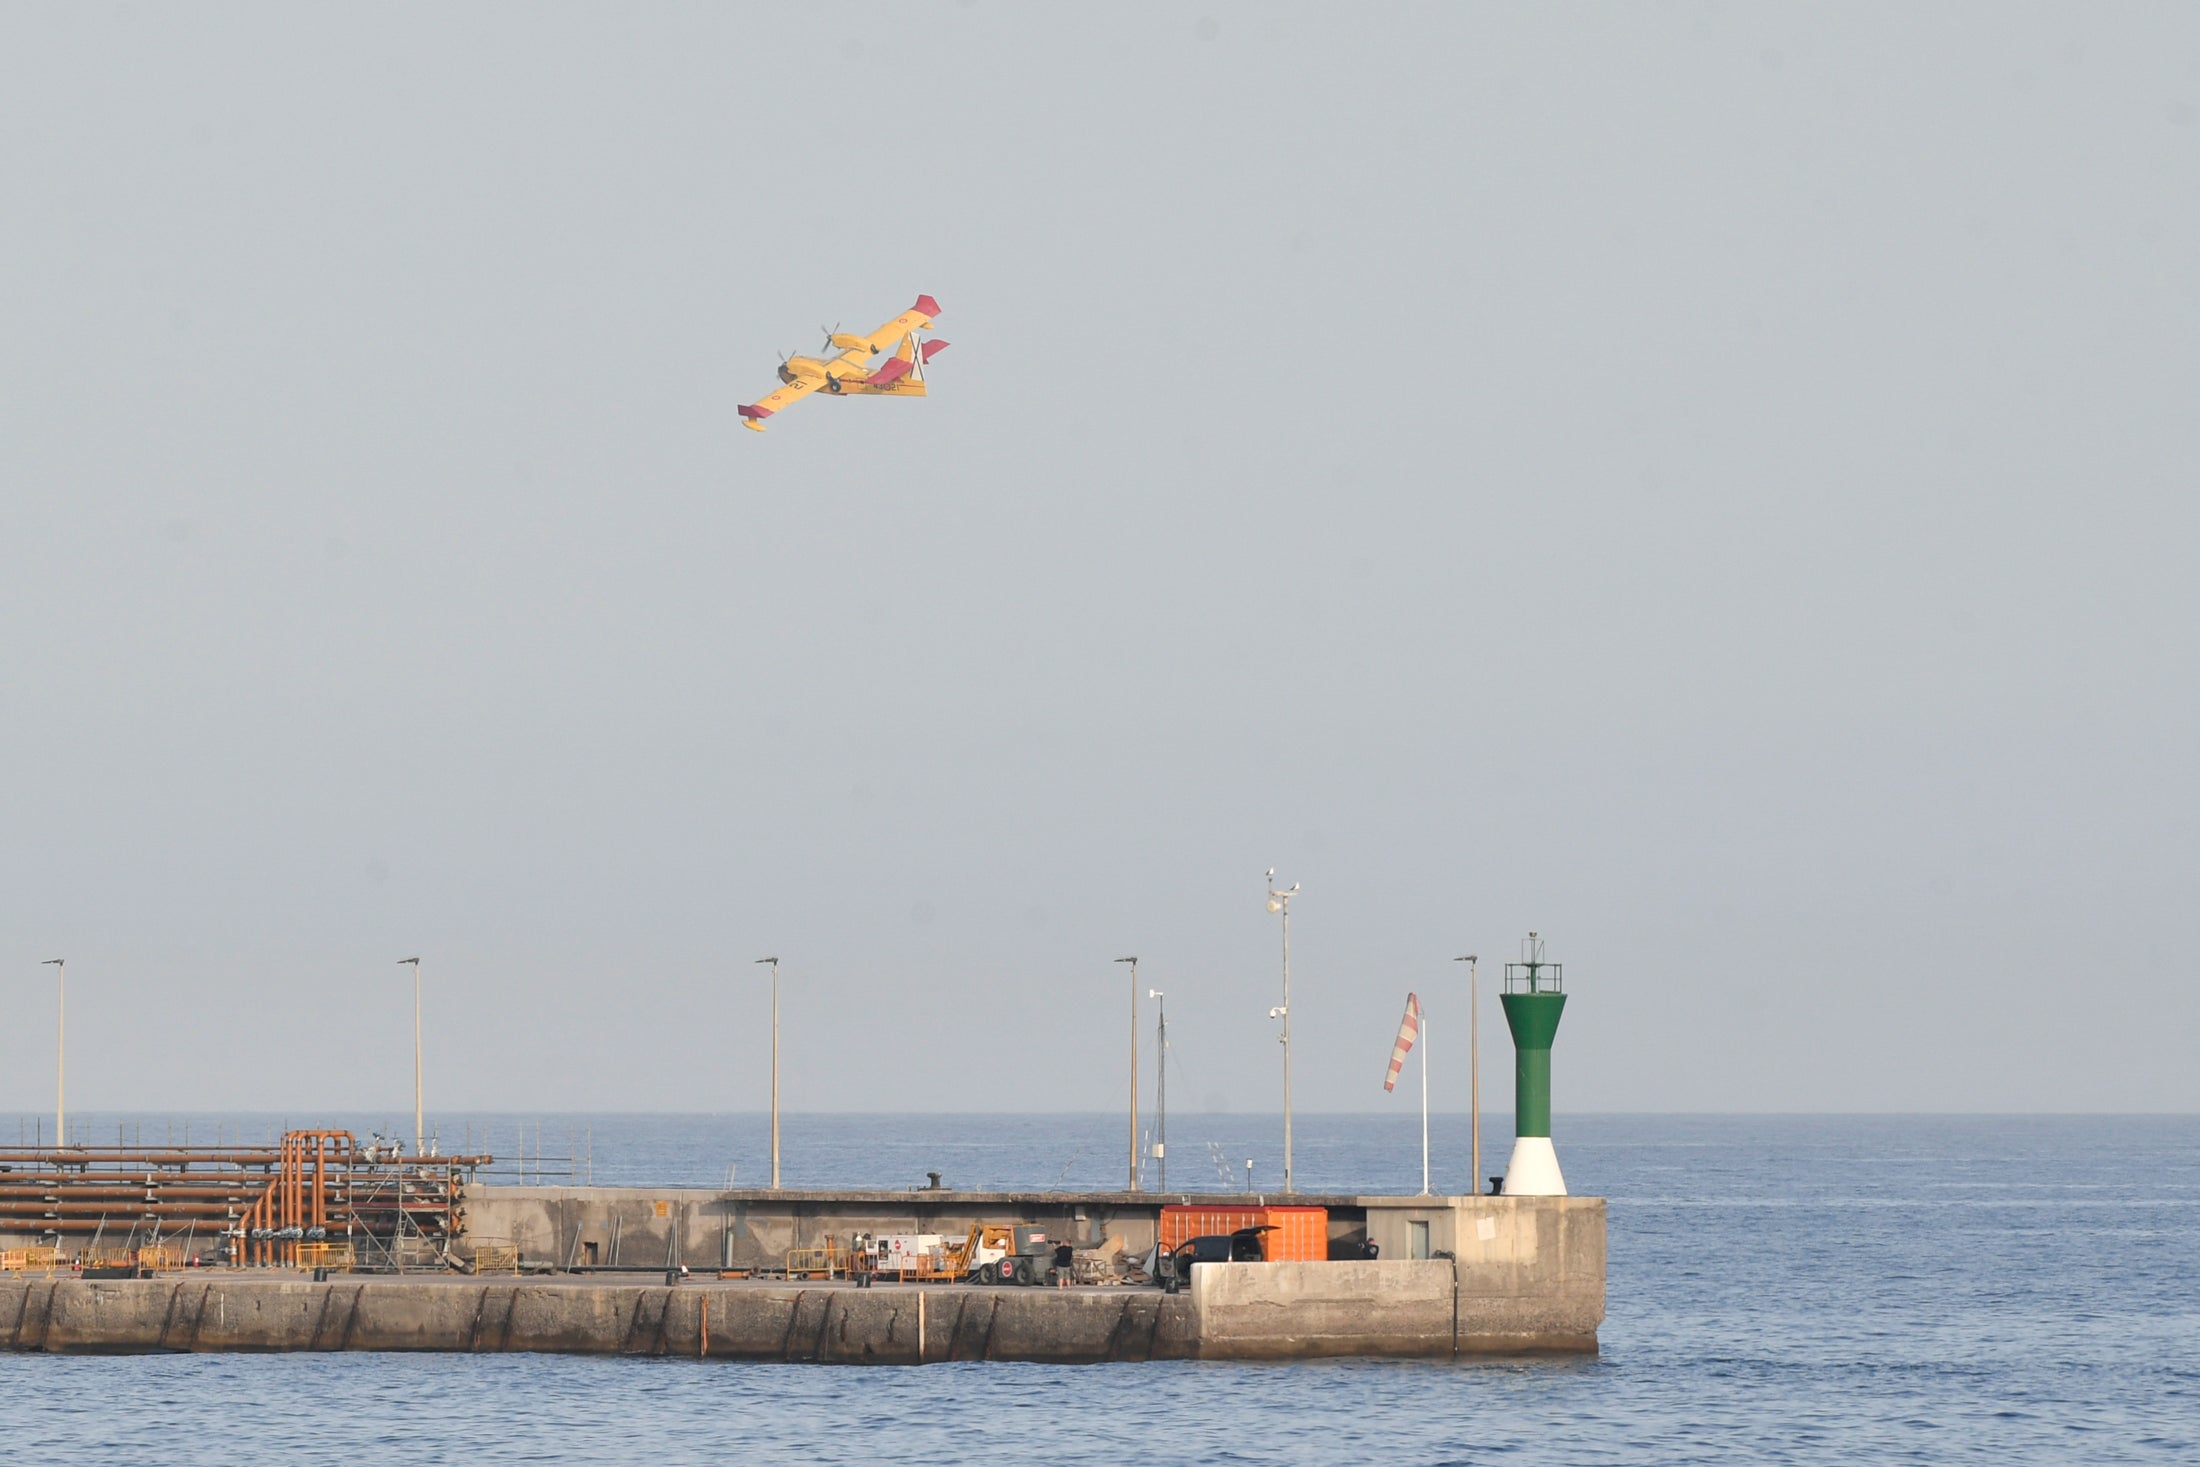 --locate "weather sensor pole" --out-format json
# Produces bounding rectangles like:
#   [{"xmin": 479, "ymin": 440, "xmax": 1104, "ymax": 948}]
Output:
[
  {"xmin": 1266, "ymin": 870, "xmax": 1300, "ymax": 1194},
  {"xmin": 1148, "ymin": 988, "xmax": 1168, "ymax": 1190}
]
